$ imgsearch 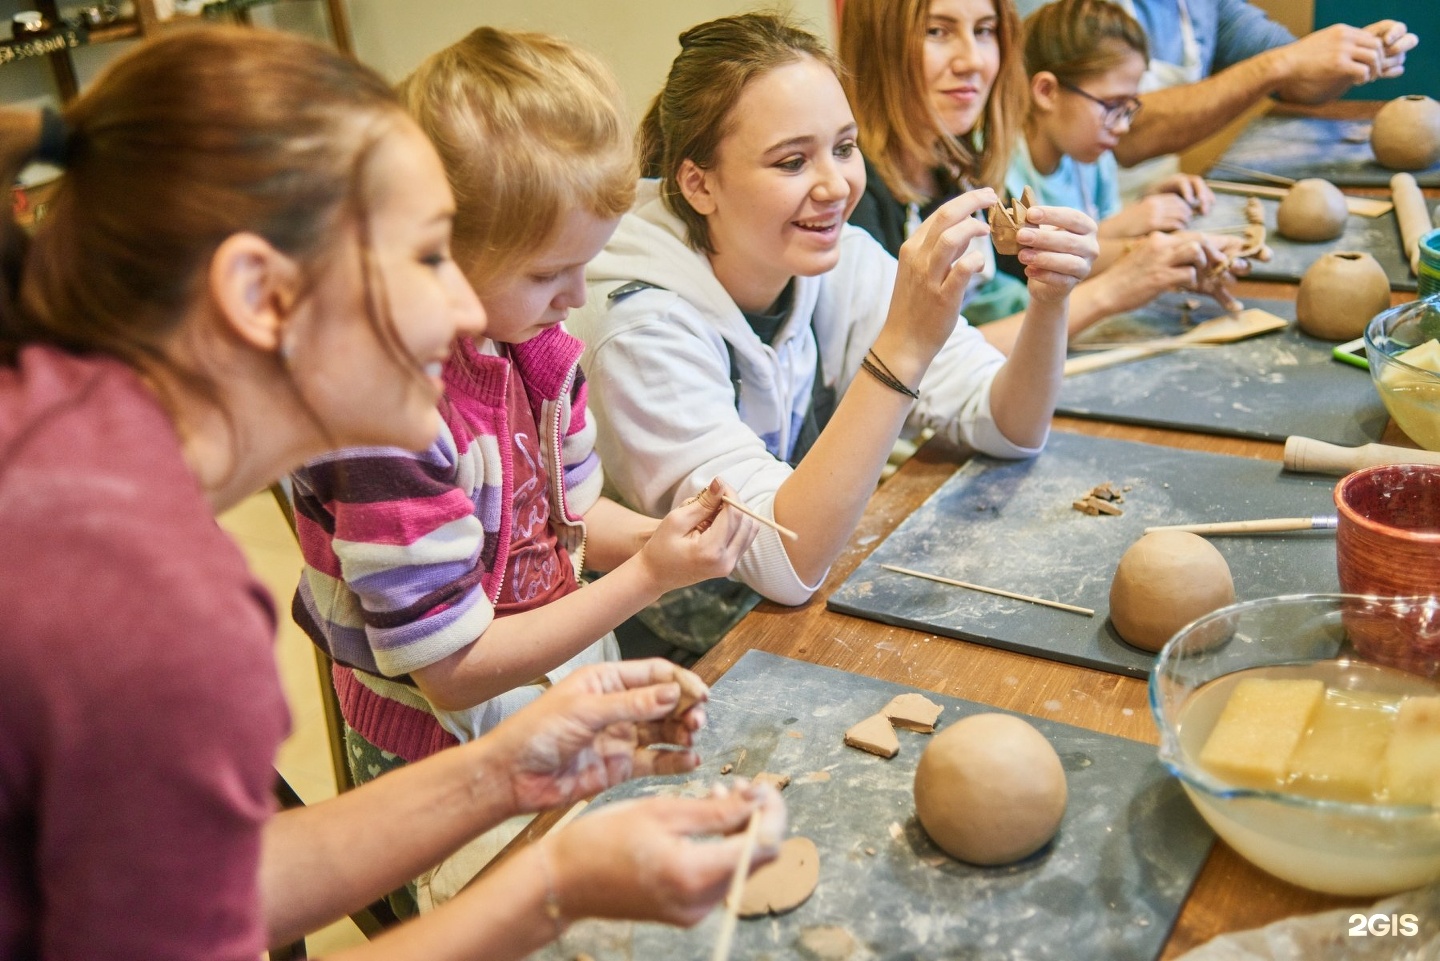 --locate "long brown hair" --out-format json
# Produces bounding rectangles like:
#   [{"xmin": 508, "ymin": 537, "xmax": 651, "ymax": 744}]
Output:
[
  {"xmin": 398, "ymin": 27, "xmax": 636, "ymax": 288},
  {"xmin": 640, "ymin": 13, "xmax": 840, "ymax": 254},
  {"xmin": 841, "ymin": 0, "xmax": 1026, "ymax": 204},
  {"xmin": 0, "ymin": 26, "xmax": 409, "ymax": 426}
]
